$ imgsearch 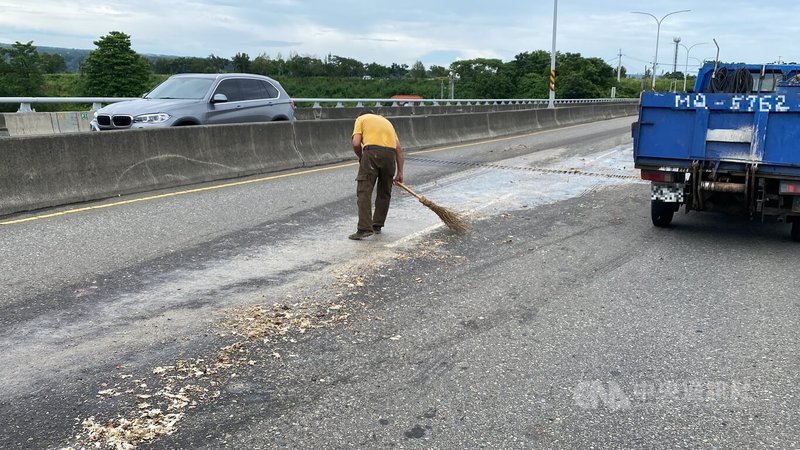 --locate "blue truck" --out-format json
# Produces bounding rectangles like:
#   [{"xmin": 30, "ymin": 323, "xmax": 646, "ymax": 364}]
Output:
[{"xmin": 633, "ymin": 62, "xmax": 800, "ymax": 240}]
